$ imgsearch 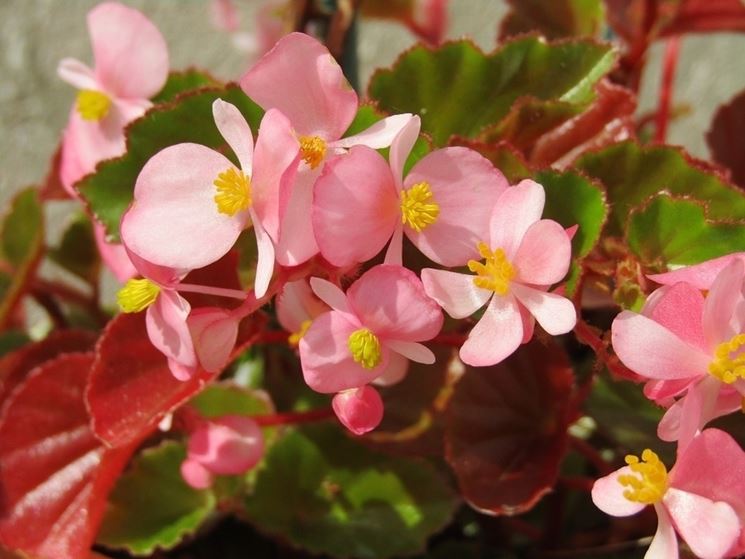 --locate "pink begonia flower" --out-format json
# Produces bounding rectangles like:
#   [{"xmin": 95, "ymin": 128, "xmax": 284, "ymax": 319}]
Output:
[
  {"xmin": 421, "ymin": 180, "xmax": 576, "ymax": 367},
  {"xmin": 592, "ymin": 428, "xmax": 745, "ymax": 559},
  {"xmin": 612, "ymin": 259, "xmax": 745, "ymax": 451},
  {"xmin": 299, "ymin": 265, "xmax": 443, "ymax": 394},
  {"xmin": 276, "ymin": 279, "xmax": 329, "ymax": 346},
  {"xmin": 648, "ymin": 252, "xmax": 745, "ymax": 290},
  {"xmin": 121, "ymin": 99, "xmax": 299, "ymax": 298},
  {"xmin": 117, "ymin": 251, "xmax": 247, "ymax": 381},
  {"xmin": 332, "ymin": 385, "xmax": 384, "ymax": 436},
  {"xmin": 314, "ymin": 117, "xmax": 507, "ymax": 268},
  {"xmin": 240, "ymin": 32, "xmax": 413, "ymax": 266},
  {"xmin": 210, "ymin": 0, "xmax": 240, "ymax": 32},
  {"xmin": 181, "ymin": 415, "xmax": 264, "ymax": 489},
  {"xmin": 57, "ymin": 2, "xmax": 168, "ymax": 282}
]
